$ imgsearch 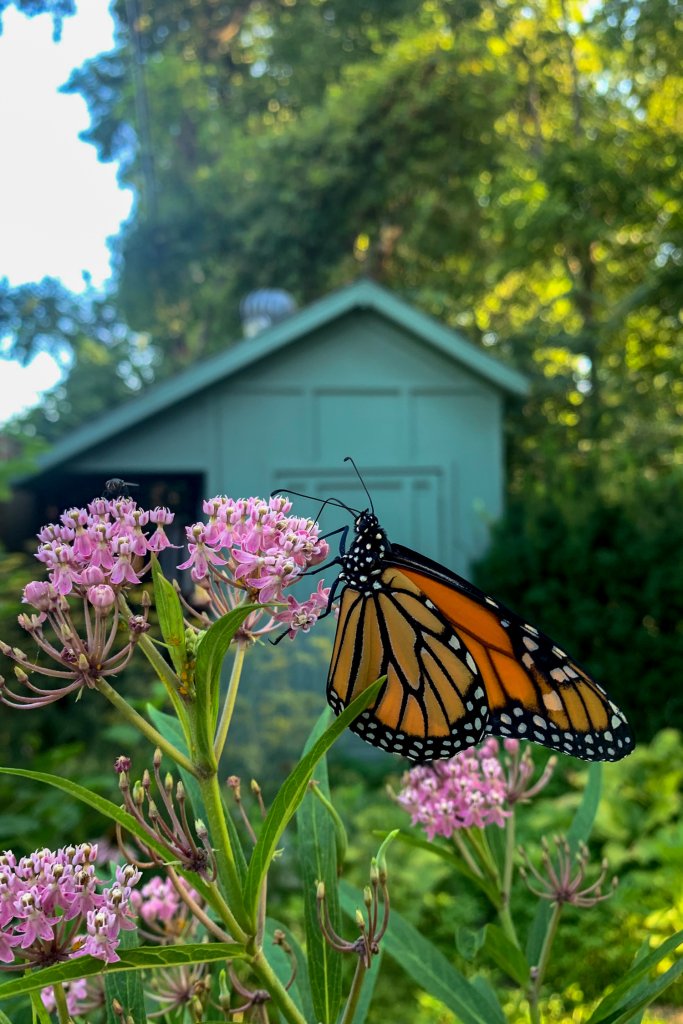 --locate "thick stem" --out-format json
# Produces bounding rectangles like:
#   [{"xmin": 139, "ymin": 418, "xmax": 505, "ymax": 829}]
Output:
[
  {"xmin": 500, "ymin": 812, "xmax": 521, "ymax": 948},
  {"xmin": 94, "ymin": 676, "xmax": 197, "ymax": 776},
  {"xmin": 214, "ymin": 643, "xmax": 247, "ymax": 762},
  {"xmin": 52, "ymin": 982, "xmax": 72, "ymax": 1024},
  {"xmin": 339, "ymin": 957, "xmax": 369, "ymax": 1024}
]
